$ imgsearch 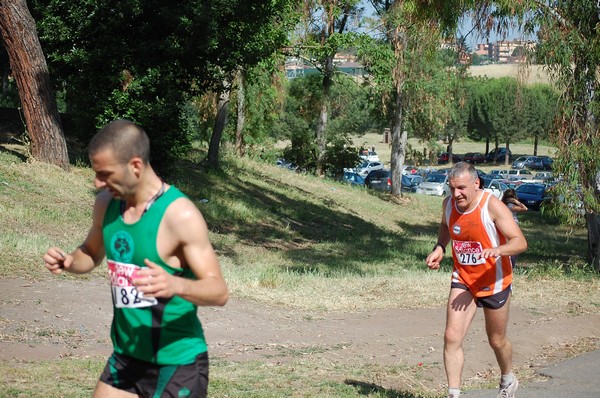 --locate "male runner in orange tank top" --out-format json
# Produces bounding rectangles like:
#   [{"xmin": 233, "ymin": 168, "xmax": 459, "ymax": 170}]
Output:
[{"xmin": 426, "ymin": 162, "xmax": 527, "ymax": 398}]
